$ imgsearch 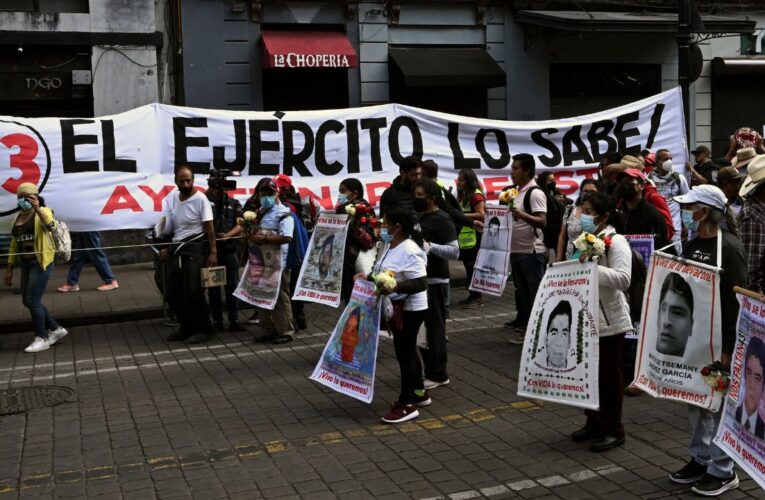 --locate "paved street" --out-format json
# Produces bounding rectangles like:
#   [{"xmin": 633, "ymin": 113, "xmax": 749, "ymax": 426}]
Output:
[{"xmin": 1, "ymin": 289, "xmax": 764, "ymax": 500}]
